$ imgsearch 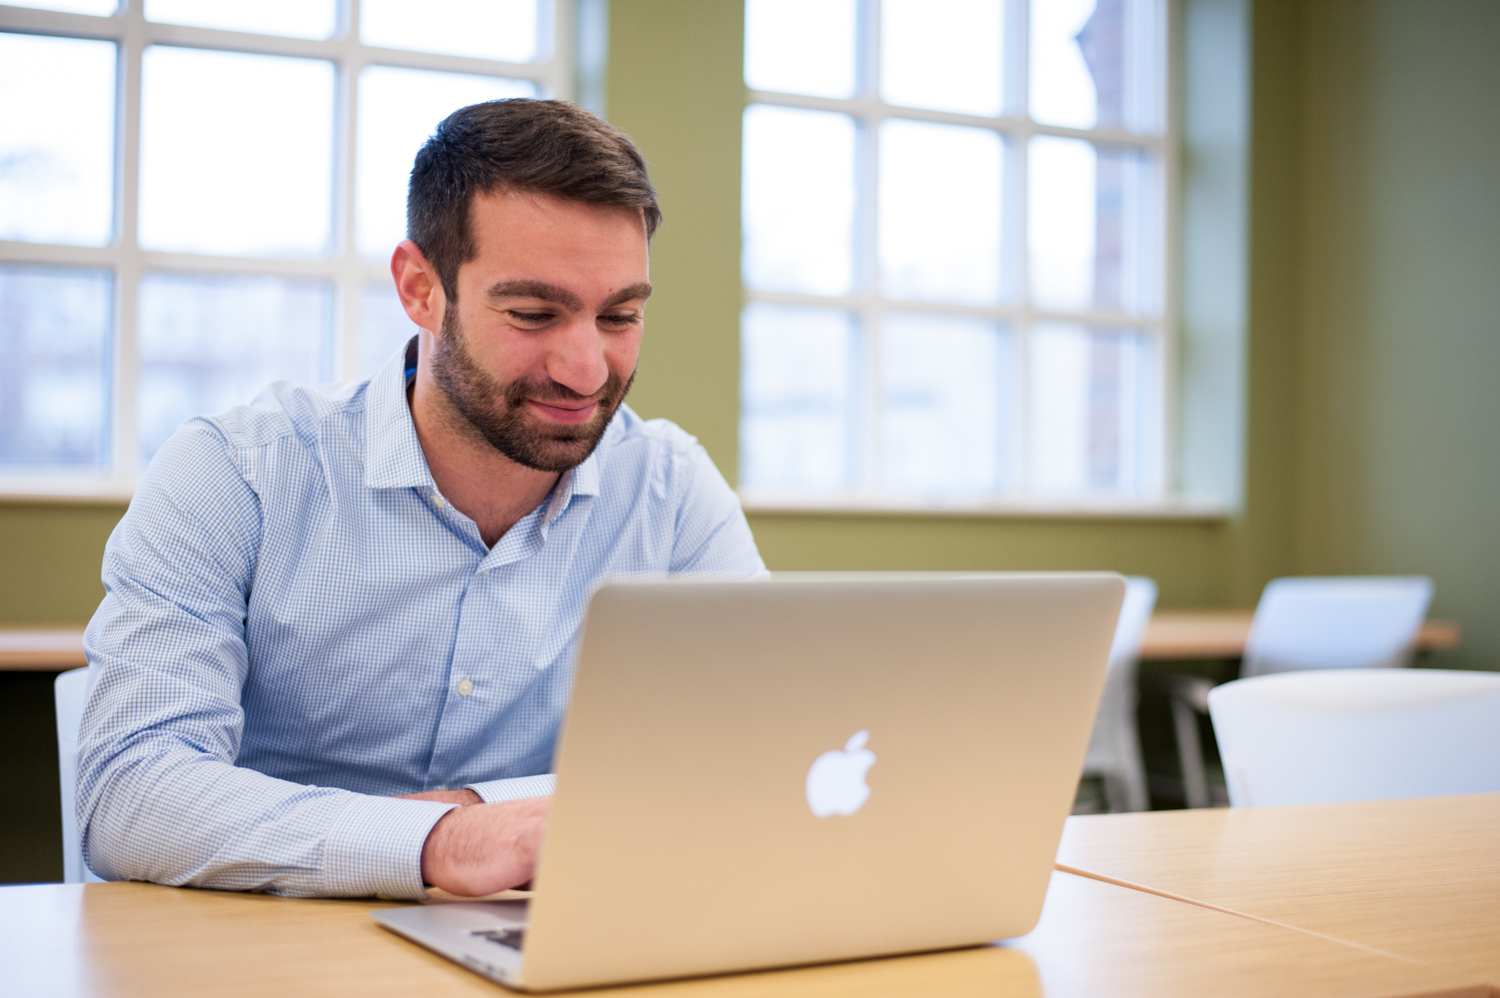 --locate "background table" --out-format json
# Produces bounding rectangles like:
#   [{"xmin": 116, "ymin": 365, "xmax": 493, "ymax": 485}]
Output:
[
  {"xmin": 0, "ymin": 870, "xmax": 1481, "ymax": 998},
  {"xmin": 1057, "ymin": 792, "xmax": 1500, "ymax": 993},
  {"xmin": 1138, "ymin": 611, "xmax": 1461, "ymax": 660},
  {"xmin": 0, "ymin": 614, "xmax": 1464, "ymax": 671}
]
